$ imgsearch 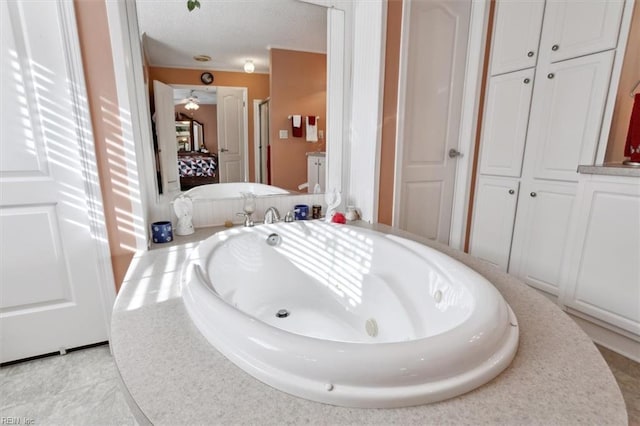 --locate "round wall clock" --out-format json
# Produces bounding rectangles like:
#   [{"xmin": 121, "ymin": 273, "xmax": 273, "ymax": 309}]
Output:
[{"xmin": 200, "ymin": 72, "xmax": 214, "ymax": 85}]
